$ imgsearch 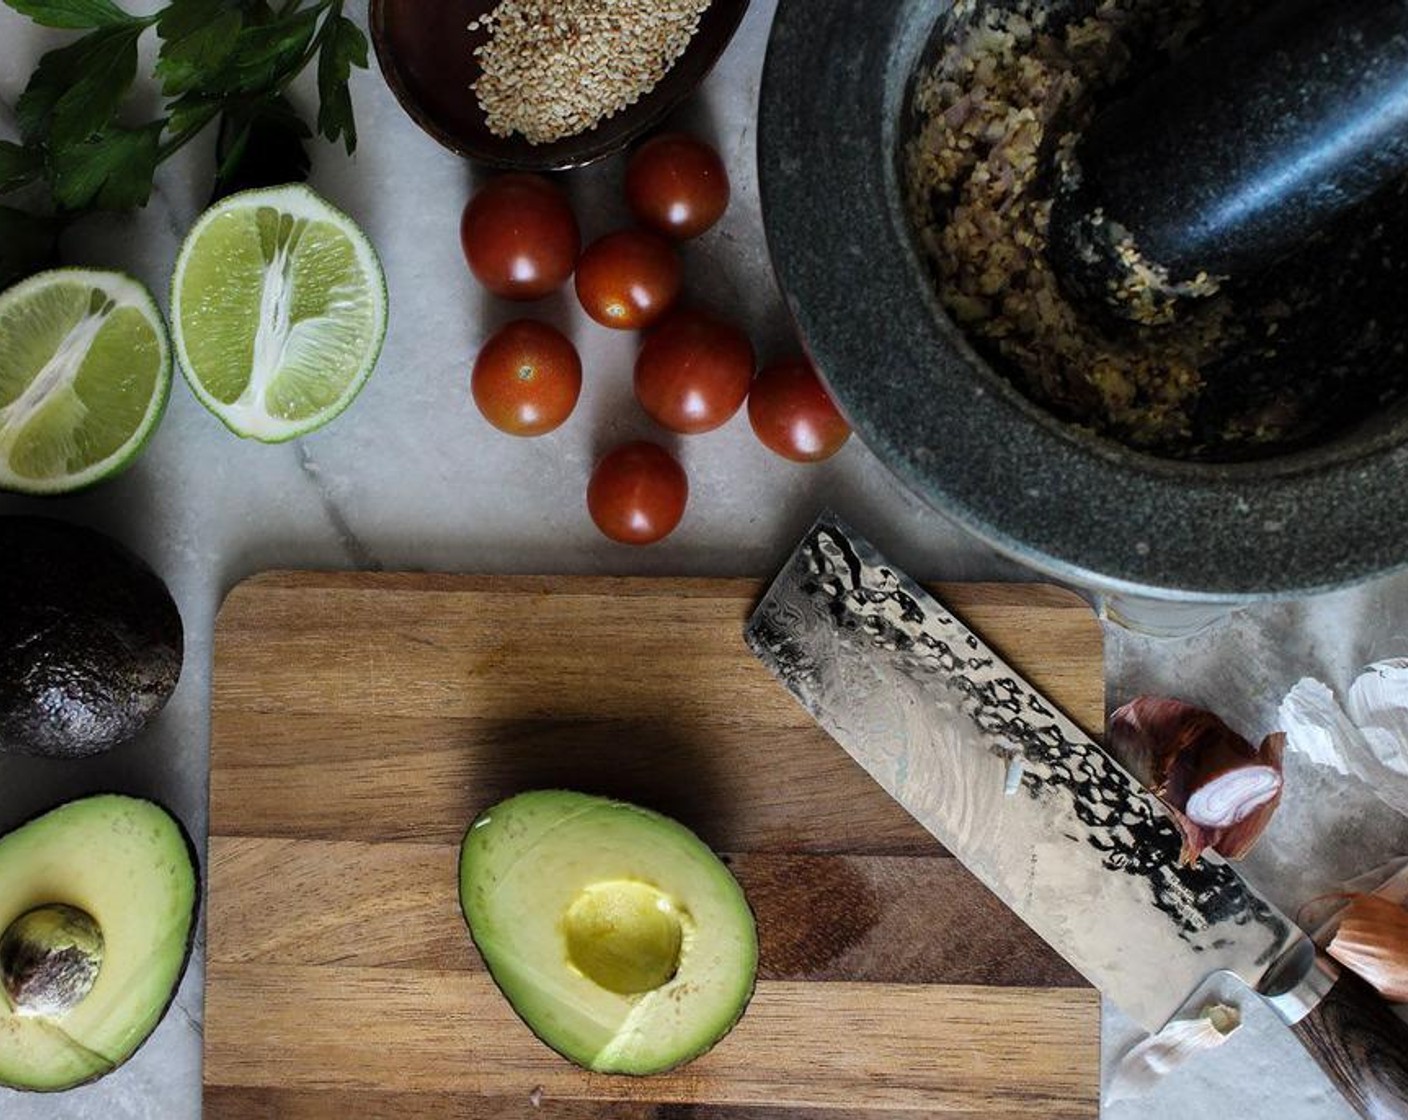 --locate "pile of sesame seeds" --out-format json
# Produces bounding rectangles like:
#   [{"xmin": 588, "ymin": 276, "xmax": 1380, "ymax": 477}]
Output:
[{"xmin": 469, "ymin": 0, "xmax": 713, "ymax": 146}]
